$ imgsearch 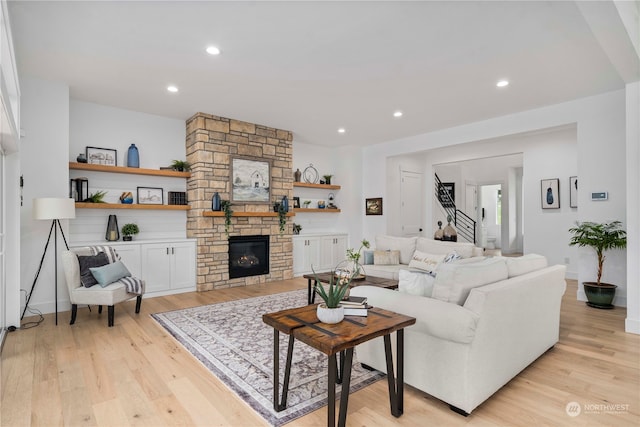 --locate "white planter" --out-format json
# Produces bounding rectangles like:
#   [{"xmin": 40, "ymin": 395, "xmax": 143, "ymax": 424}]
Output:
[{"xmin": 316, "ymin": 304, "xmax": 344, "ymax": 324}]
